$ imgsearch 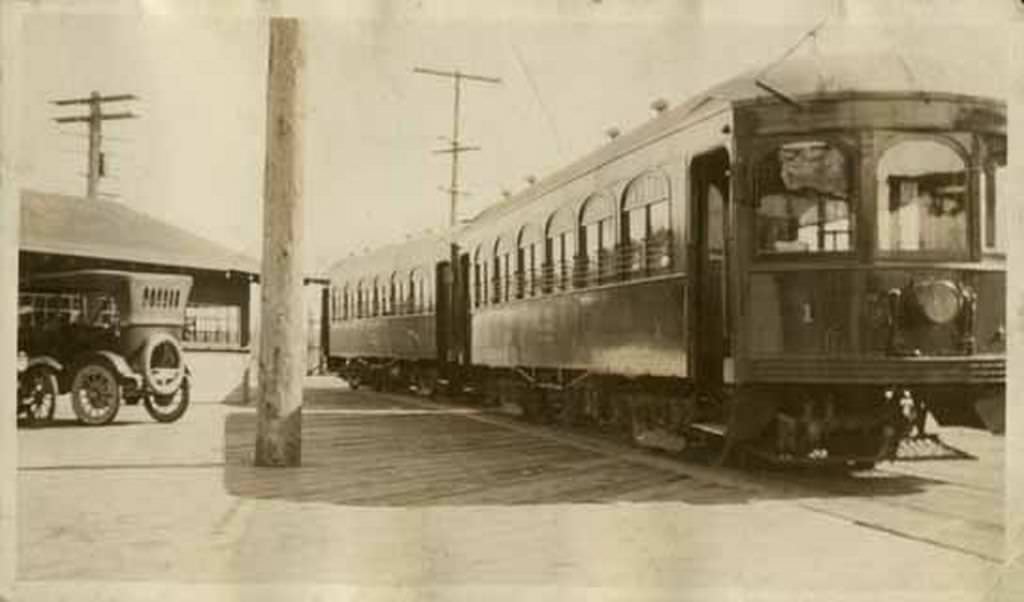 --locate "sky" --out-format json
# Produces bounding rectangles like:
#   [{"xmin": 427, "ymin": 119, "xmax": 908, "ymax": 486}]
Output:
[{"xmin": 15, "ymin": 0, "xmax": 1015, "ymax": 271}]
